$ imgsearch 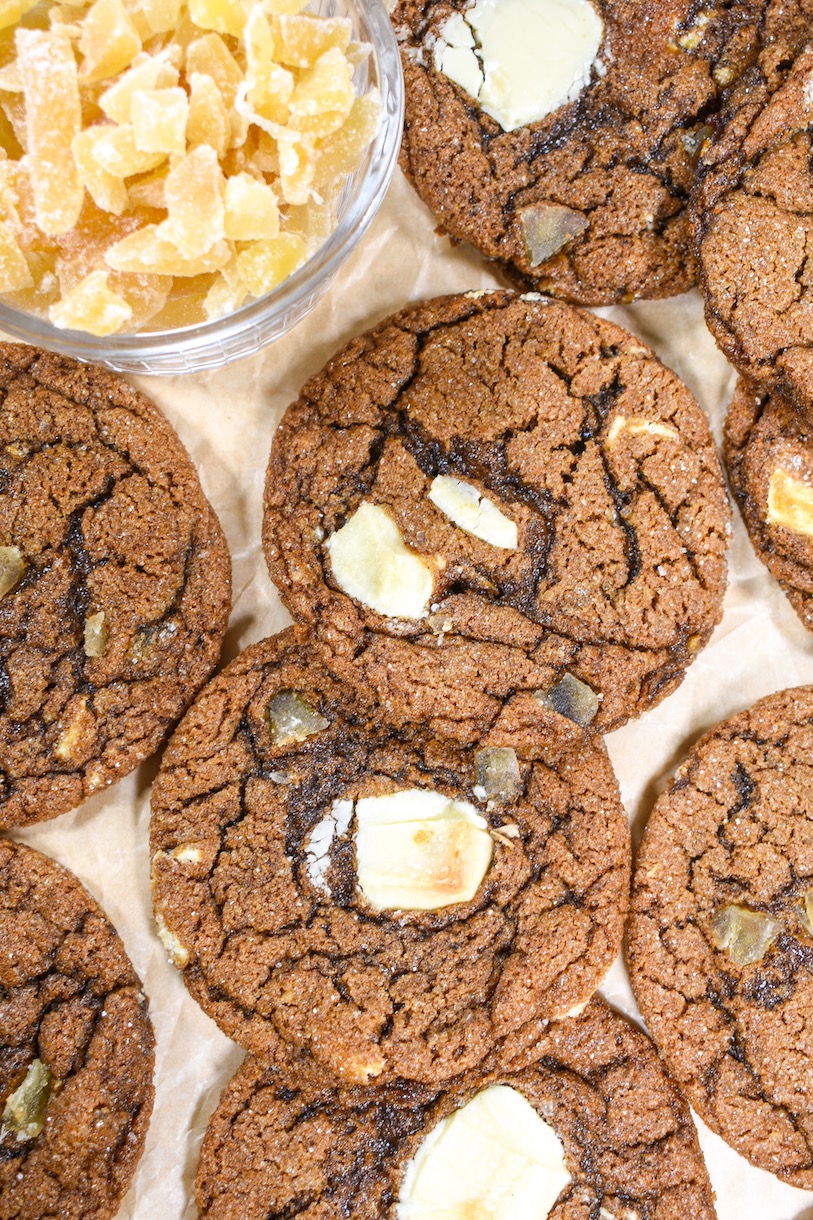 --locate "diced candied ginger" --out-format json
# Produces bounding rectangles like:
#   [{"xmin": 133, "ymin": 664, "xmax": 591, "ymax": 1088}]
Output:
[
  {"xmin": 72, "ymin": 127, "xmax": 128, "ymax": 213},
  {"xmin": 160, "ymin": 144, "xmax": 224, "ymax": 257},
  {"xmin": 99, "ymin": 53, "xmax": 179, "ymax": 124},
  {"xmin": 288, "ymin": 46, "xmax": 354, "ymax": 136},
  {"xmin": 50, "ymin": 267, "xmax": 132, "ymax": 334},
  {"xmin": 127, "ymin": 165, "xmax": 166, "ymax": 207},
  {"xmin": 189, "ymin": 0, "xmax": 247, "ymax": 37},
  {"xmin": 235, "ymin": 231, "xmax": 306, "ymax": 295},
  {"xmin": 224, "ymin": 171, "xmax": 278, "ymax": 240},
  {"xmin": 108, "ymin": 269, "xmax": 168, "ymax": 326},
  {"xmin": 78, "ymin": 0, "xmax": 141, "ymax": 83},
  {"xmin": 277, "ymin": 131, "xmax": 315, "ymax": 204},
  {"xmin": 0, "ymin": 0, "xmax": 35, "ymax": 31},
  {"xmin": 186, "ymin": 70, "xmax": 229, "ymax": 155},
  {"xmin": 125, "ymin": 0, "xmax": 181, "ymax": 38},
  {"xmin": 88, "ymin": 122, "xmax": 166, "ymax": 178},
  {"xmin": 262, "ymin": 0, "xmax": 308, "ymax": 14},
  {"xmin": 0, "ymin": 218, "xmax": 30, "ymax": 289},
  {"xmin": 203, "ymin": 258, "xmax": 246, "ymax": 318},
  {"xmin": 313, "ymin": 91, "xmax": 378, "ymax": 188},
  {"xmin": 270, "ymin": 13, "xmax": 351, "ymax": 67},
  {"xmin": 185, "ymin": 32, "xmax": 243, "ymax": 108},
  {"xmin": 244, "ymin": 6, "xmax": 294, "ymax": 124},
  {"xmin": 105, "ymin": 223, "xmax": 230, "ymax": 274},
  {"xmin": 17, "ymin": 27, "xmax": 83, "ymax": 235},
  {"xmin": 131, "ymin": 86, "xmax": 187, "ymax": 154}
]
